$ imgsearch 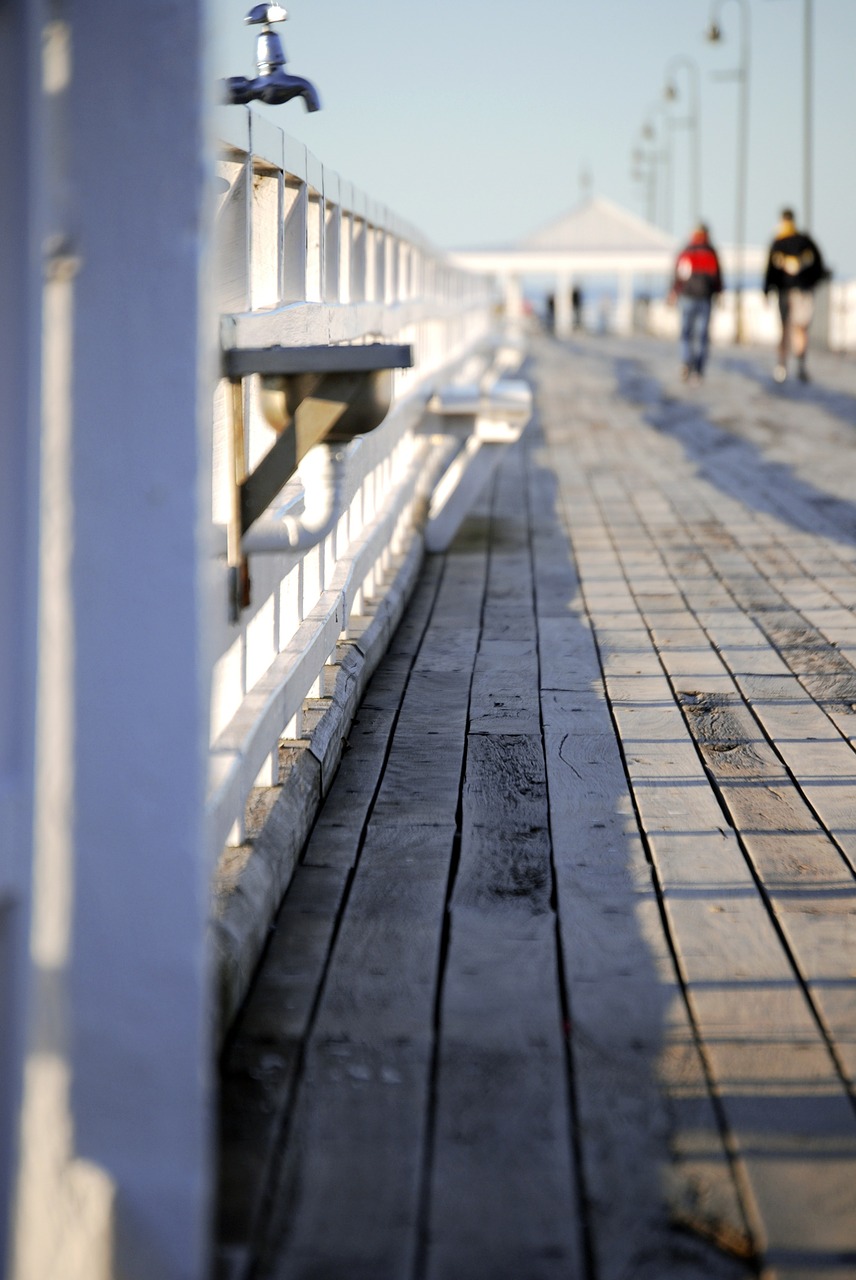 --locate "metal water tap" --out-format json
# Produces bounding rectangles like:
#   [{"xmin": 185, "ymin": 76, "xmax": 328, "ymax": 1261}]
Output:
[{"xmin": 224, "ymin": 4, "xmax": 321, "ymax": 110}]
